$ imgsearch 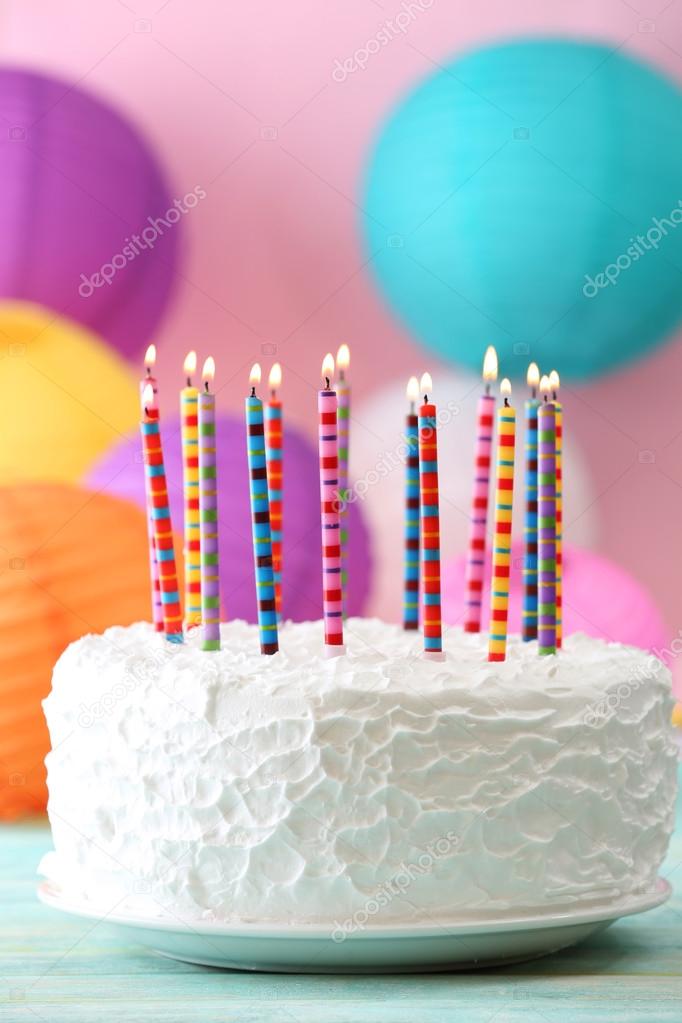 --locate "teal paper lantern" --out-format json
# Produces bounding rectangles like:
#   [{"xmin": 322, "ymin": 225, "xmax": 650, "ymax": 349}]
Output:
[{"xmin": 363, "ymin": 39, "xmax": 682, "ymax": 381}]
